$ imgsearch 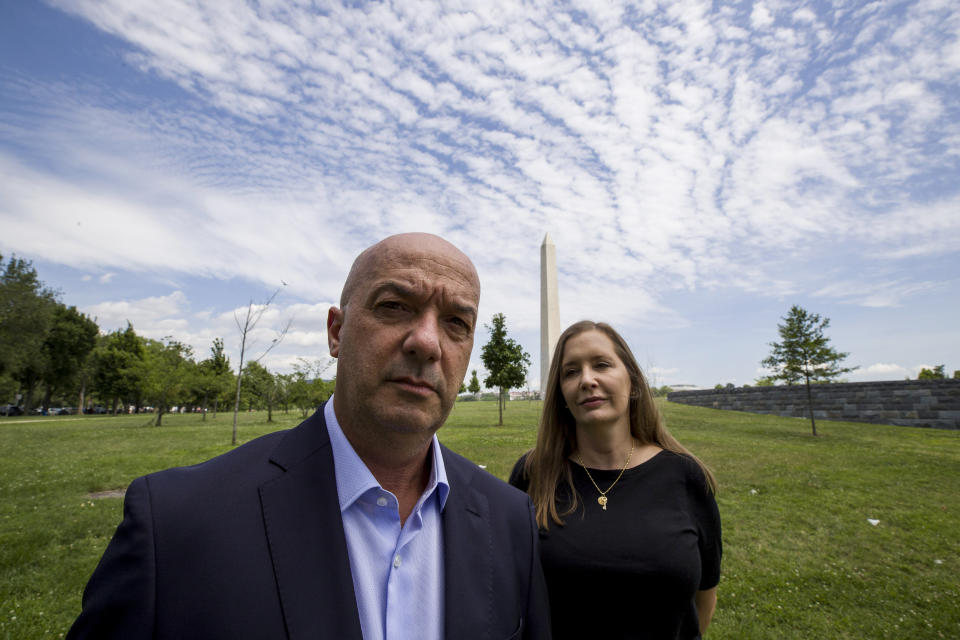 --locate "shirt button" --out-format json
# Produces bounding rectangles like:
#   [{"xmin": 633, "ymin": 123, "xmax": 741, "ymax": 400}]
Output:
[
  {"xmin": 376, "ymin": 497, "xmax": 388, "ymax": 507},
  {"xmin": 393, "ymin": 555, "xmax": 401, "ymax": 569}
]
